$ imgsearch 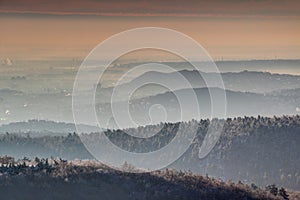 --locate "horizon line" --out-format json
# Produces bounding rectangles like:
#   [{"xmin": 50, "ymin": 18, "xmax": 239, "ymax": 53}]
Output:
[{"xmin": 1, "ymin": 10, "xmax": 300, "ymax": 19}]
